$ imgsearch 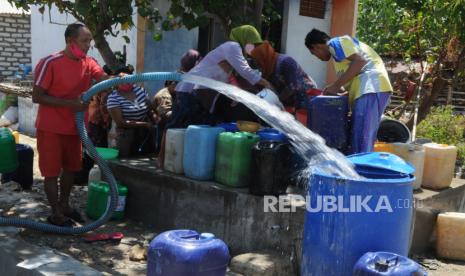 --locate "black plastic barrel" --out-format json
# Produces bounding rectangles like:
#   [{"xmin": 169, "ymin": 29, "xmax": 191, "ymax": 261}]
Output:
[
  {"xmin": 250, "ymin": 141, "xmax": 293, "ymax": 196},
  {"xmin": 1, "ymin": 143, "xmax": 34, "ymax": 189}
]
